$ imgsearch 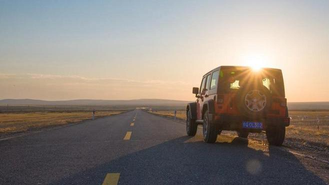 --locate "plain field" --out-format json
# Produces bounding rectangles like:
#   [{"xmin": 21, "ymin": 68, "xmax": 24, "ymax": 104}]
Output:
[{"xmin": 0, "ymin": 111, "xmax": 124, "ymax": 134}]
